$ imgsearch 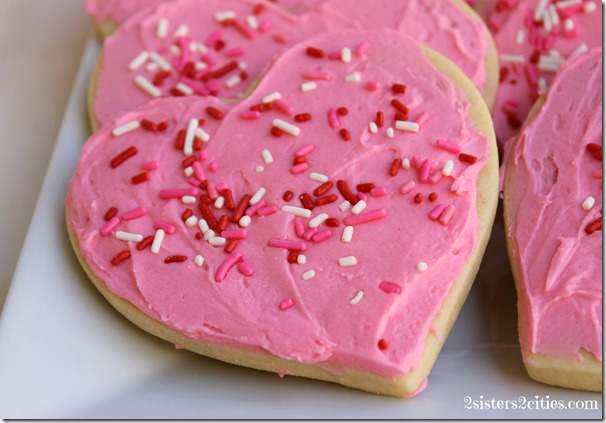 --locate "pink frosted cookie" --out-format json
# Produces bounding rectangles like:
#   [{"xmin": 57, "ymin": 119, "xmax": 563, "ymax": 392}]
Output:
[
  {"xmin": 68, "ymin": 29, "xmax": 499, "ymax": 397},
  {"xmin": 503, "ymin": 48, "xmax": 602, "ymax": 392},
  {"xmin": 319, "ymin": 0, "xmax": 499, "ymax": 109},
  {"xmin": 88, "ymin": 0, "xmax": 354, "ymax": 130},
  {"xmin": 486, "ymin": 0, "xmax": 601, "ymax": 146}
]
